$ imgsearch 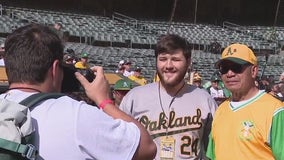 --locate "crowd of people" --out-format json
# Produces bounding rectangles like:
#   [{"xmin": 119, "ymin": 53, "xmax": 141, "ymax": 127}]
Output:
[
  {"xmin": 190, "ymin": 68, "xmax": 284, "ymax": 105},
  {"xmin": 115, "ymin": 59, "xmax": 148, "ymax": 86},
  {"xmin": 0, "ymin": 23, "xmax": 284, "ymax": 160}
]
